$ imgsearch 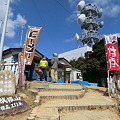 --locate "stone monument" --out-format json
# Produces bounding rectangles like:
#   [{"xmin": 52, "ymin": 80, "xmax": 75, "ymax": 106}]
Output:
[
  {"xmin": 0, "ymin": 70, "xmax": 28, "ymax": 115},
  {"xmin": 0, "ymin": 70, "xmax": 16, "ymax": 95}
]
